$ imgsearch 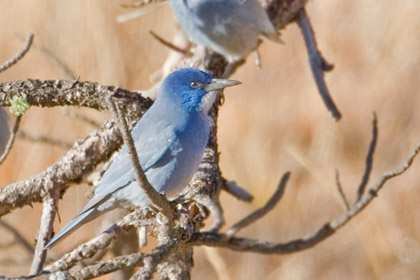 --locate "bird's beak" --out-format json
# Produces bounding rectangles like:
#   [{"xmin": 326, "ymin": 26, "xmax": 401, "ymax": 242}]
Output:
[{"xmin": 205, "ymin": 78, "xmax": 241, "ymax": 92}]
